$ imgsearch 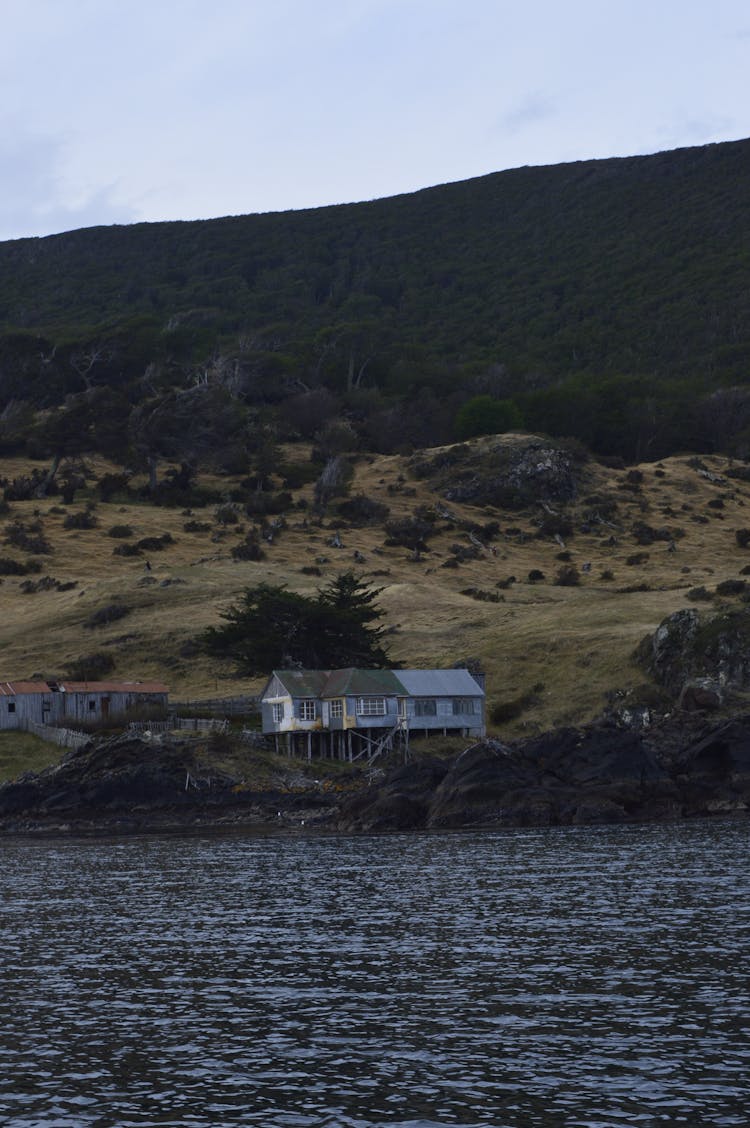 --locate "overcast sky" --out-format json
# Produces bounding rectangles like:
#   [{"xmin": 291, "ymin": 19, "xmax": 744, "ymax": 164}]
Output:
[{"xmin": 1, "ymin": 0, "xmax": 748, "ymax": 242}]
